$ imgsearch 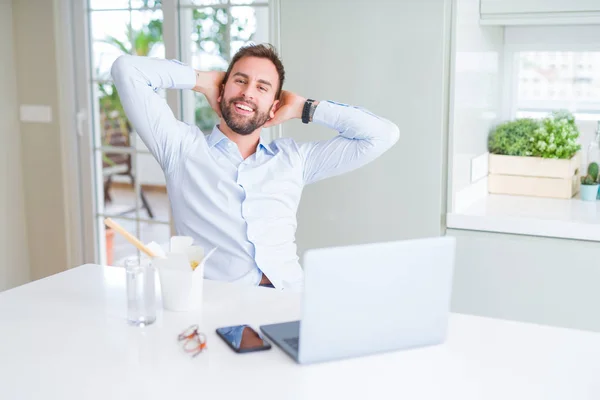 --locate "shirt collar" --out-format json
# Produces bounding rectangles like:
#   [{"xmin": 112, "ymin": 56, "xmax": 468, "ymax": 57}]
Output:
[
  {"xmin": 258, "ymin": 136, "xmax": 275, "ymax": 155},
  {"xmin": 207, "ymin": 126, "xmax": 229, "ymax": 148},
  {"xmin": 207, "ymin": 125, "xmax": 274, "ymax": 155}
]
